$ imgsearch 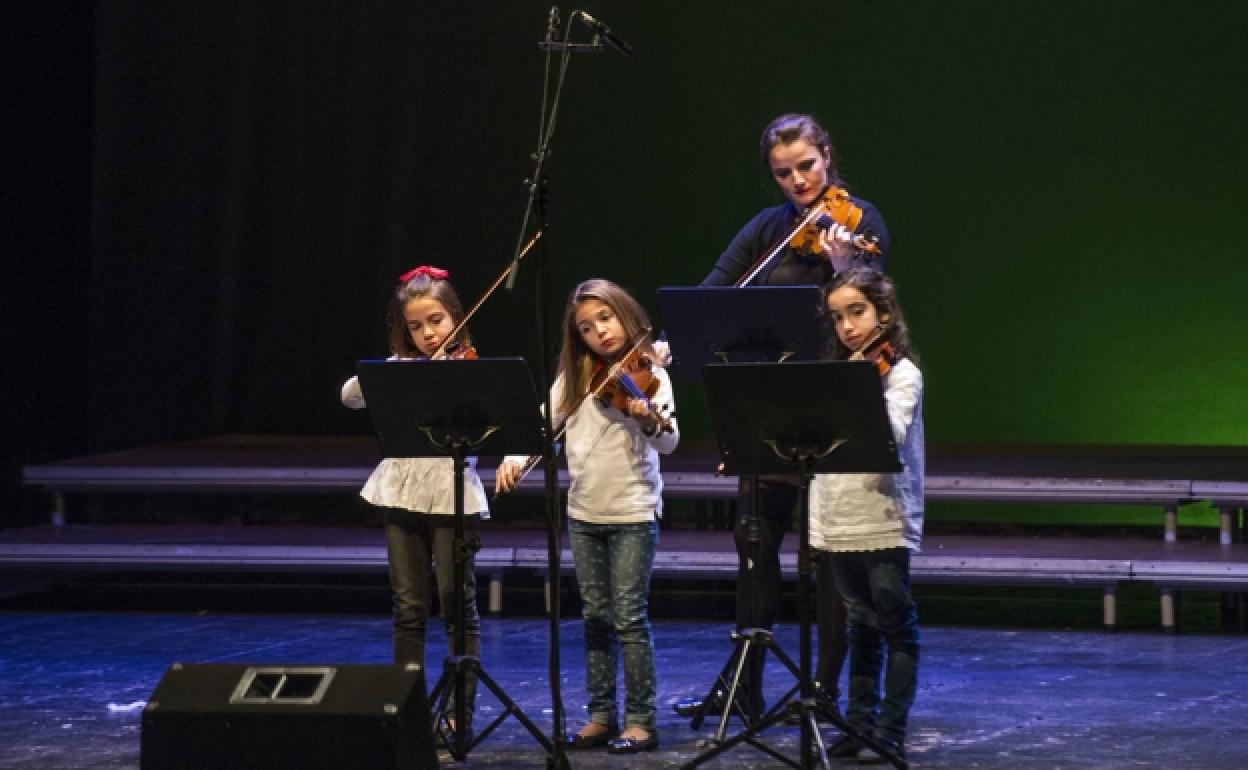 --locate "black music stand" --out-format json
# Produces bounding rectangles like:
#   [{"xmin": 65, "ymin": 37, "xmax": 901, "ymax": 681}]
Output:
[
  {"xmin": 659, "ymin": 284, "xmax": 824, "ymax": 732},
  {"xmin": 356, "ymin": 357, "xmax": 559, "ymax": 764},
  {"xmin": 680, "ymin": 361, "xmax": 907, "ymax": 770},
  {"xmin": 656, "ymin": 286, "xmax": 824, "ymax": 382}
]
